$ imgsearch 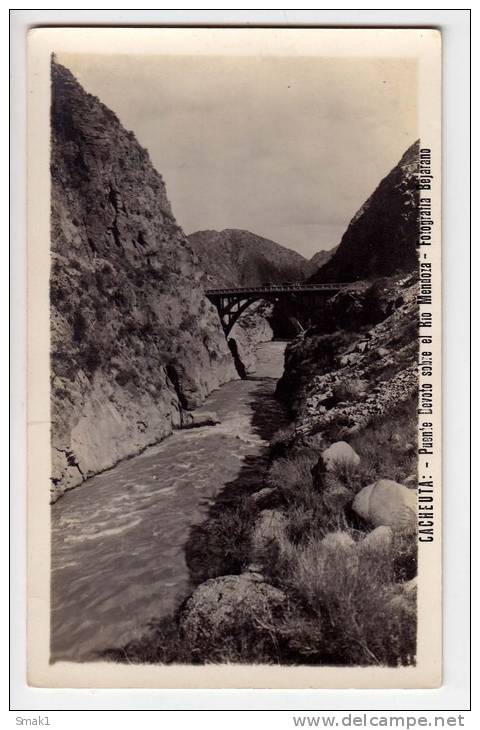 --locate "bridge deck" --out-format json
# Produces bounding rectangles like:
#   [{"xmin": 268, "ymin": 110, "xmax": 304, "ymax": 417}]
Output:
[{"xmin": 205, "ymin": 283, "xmax": 350, "ymax": 297}]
